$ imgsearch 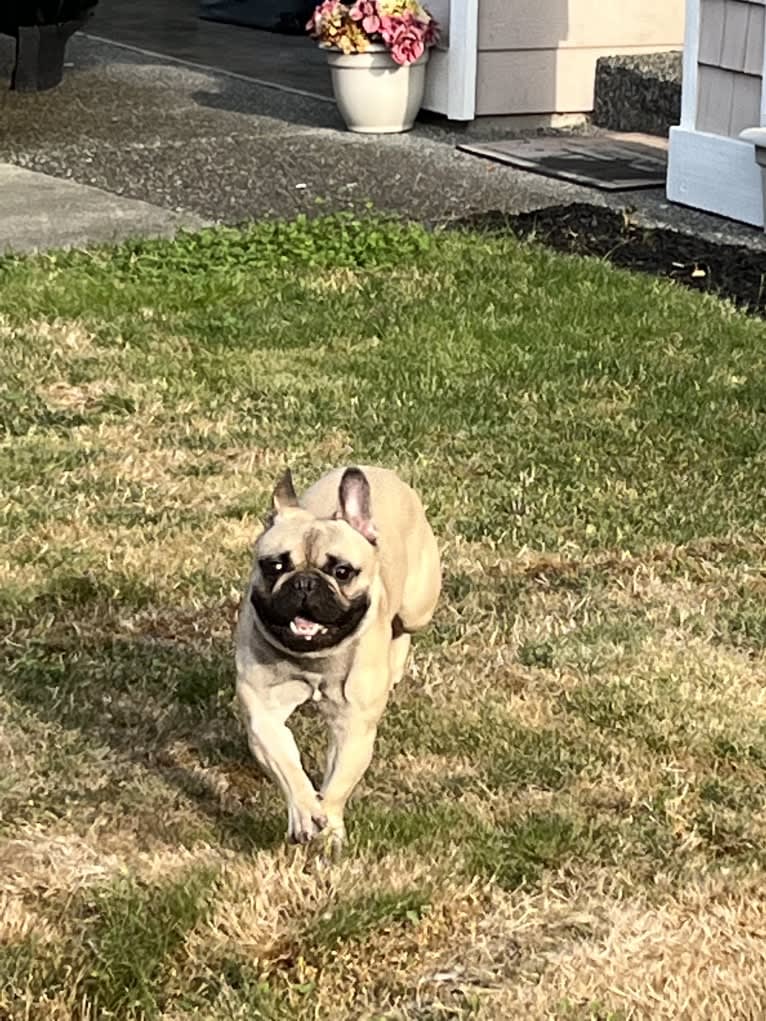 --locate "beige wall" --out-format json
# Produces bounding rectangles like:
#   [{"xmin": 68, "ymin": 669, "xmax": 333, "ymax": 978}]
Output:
[
  {"xmin": 475, "ymin": 0, "xmax": 686, "ymax": 116},
  {"xmin": 695, "ymin": 0, "xmax": 764, "ymax": 136}
]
